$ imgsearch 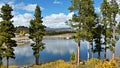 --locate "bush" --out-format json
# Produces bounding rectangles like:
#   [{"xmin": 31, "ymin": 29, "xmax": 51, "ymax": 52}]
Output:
[
  {"xmin": 70, "ymin": 52, "xmax": 75, "ymax": 61},
  {"xmin": 30, "ymin": 60, "xmax": 75, "ymax": 68},
  {"xmin": 86, "ymin": 58, "xmax": 117, "ymax": 68},
  {"xmin": 30, "ymin": 59, "xmax": 117, "ymax": 68},
  {"xmin": 0, "ymin": 64, "xmax": 5, "ymax": 68},
  {"xmin": 95, "ymin": 59, "xmax": 117, "ymax": 68},
  {"xmin": 87, "ymin": 58, "xmax": 101, "ymax": 68}
]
